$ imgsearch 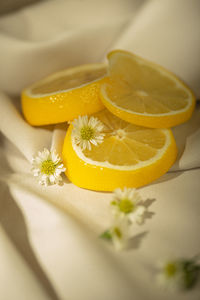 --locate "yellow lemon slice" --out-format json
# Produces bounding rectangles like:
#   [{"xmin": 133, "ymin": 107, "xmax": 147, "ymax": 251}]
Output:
[
  {"xmin": 22, "ymin": 64, "xmax": 108, "ymax": 126},
  {"xmin": 100, "ymin": 50, "xmax": 196, "ymax": 128},
  {"xmin": 62, "ymin": 110, "xmax": 177, "ymax": 191}
]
